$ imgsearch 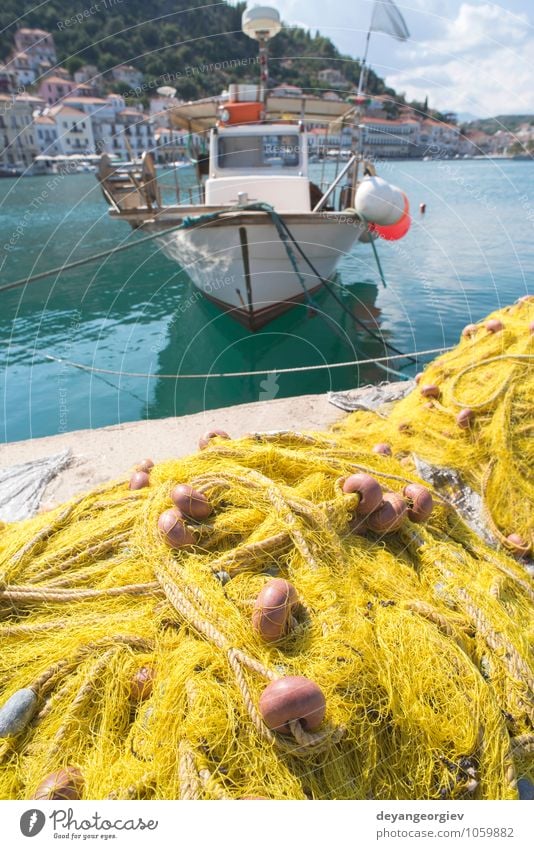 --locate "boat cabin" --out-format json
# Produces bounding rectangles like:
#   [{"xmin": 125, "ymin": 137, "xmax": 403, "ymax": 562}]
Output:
[{"xmin": 206, "ymin": 123, "xmax": 310, "ymax": 211}]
